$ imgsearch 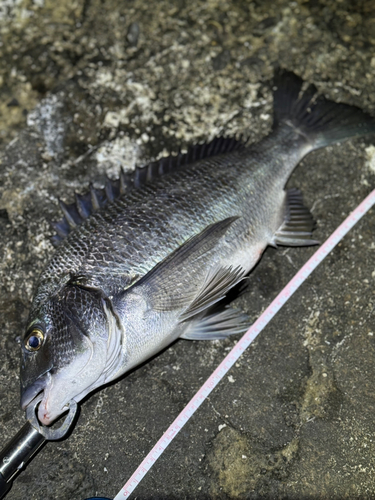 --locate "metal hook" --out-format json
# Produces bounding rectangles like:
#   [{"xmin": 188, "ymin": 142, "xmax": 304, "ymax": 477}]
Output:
[{"xmin": 25, "ymin": 394, "xmax": 78, "ymax": 441}]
